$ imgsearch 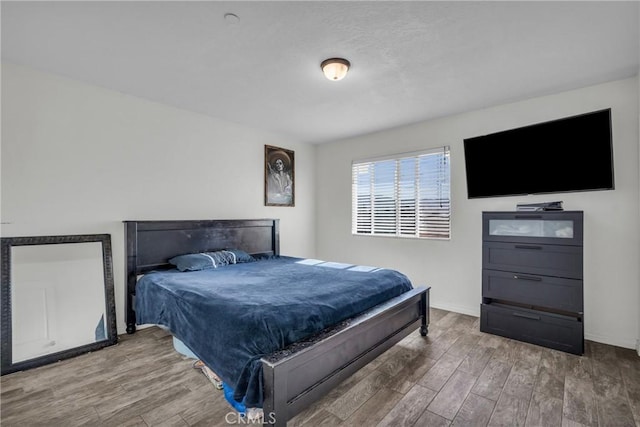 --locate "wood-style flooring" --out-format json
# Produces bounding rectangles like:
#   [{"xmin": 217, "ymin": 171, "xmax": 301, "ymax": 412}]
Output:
[{"xmin": 2, "ymin": 308, "xmax": 639, "ymax": 426}]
